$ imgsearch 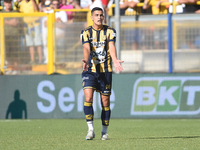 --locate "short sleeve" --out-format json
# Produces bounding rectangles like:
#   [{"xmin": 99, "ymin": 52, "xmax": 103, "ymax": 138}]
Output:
[
  {"xmin": 81, "ymin": 30, "xmax": 89, "ymax": 45},
  {"xmin": 109, "ymin": 28, "xmax": 116, "ymax": 43}
]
